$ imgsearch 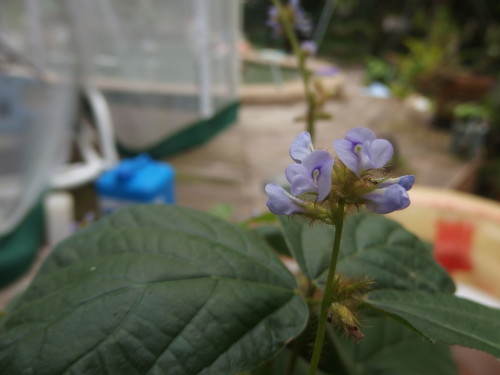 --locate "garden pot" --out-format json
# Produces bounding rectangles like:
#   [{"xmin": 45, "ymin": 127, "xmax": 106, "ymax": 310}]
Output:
[
  {"xmin": 432, "ymin": 73, "xmax": 494, "ymax": 129},
  {"xmin": 389, "ymin": 185, "xmax": 500, "ymax": 374},
  {"xmin": 389, "ymin": 185, "xmax": 500, "ymax": 296}
]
